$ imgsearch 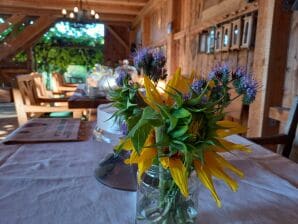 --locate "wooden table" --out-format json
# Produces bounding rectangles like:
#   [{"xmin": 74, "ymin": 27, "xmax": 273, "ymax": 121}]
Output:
[
  {"xmin": 68, "ymin": 84, "xmax": 110, "ymax": 109},
  {"xmin": 0, "ymin": 127, "xmax": 297, "ymax": 224}
]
